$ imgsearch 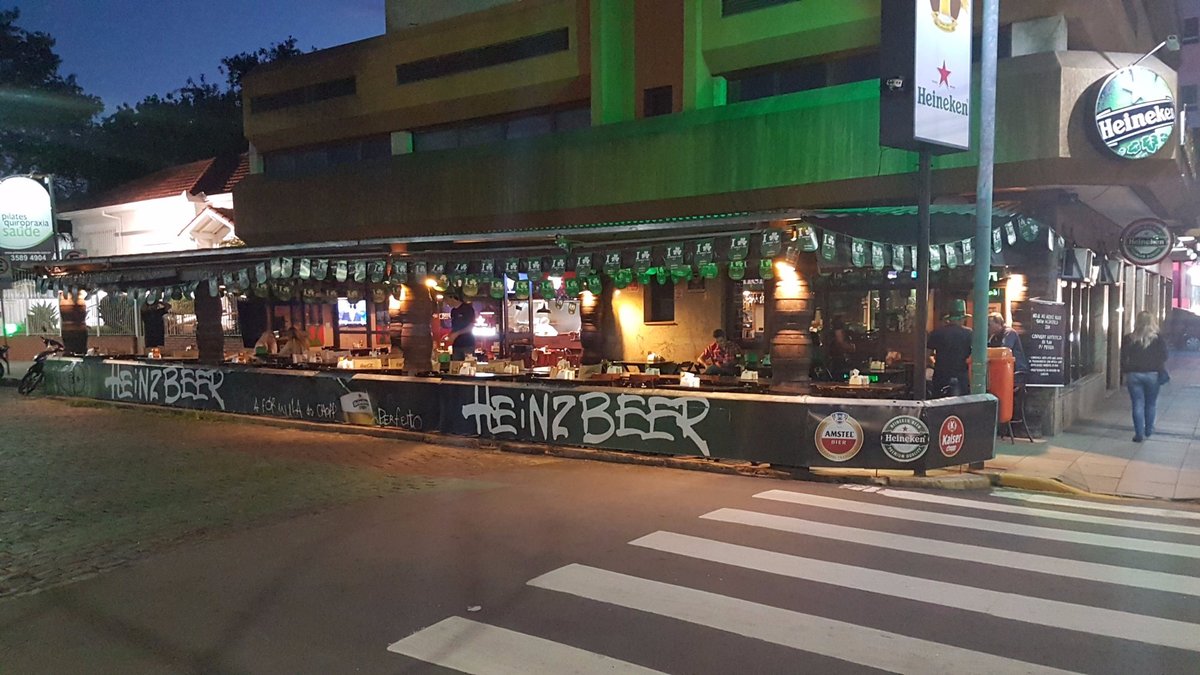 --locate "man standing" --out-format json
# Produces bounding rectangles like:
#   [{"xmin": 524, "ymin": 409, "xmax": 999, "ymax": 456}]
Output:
[
  {"xmin": 927, "ymin": 300, "xmax": 973, "ymax": 396},
  {"xmin": 444, "ymin": 289, "xmax": 476, "ymax": 360},
  {"xmin": 697, "ymin": 329, "xmax": 742, "ymax": 376},
  {"xmin": 988, "ymin": 312, "xmax": 1029, "ymax": 379}
]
